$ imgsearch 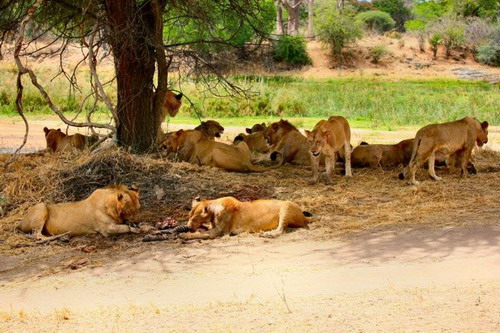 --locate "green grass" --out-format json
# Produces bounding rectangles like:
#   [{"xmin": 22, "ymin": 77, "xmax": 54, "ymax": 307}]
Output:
[{"xmin": 1, "ymin": 62, "xmax": 498, "ymax": 128}]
